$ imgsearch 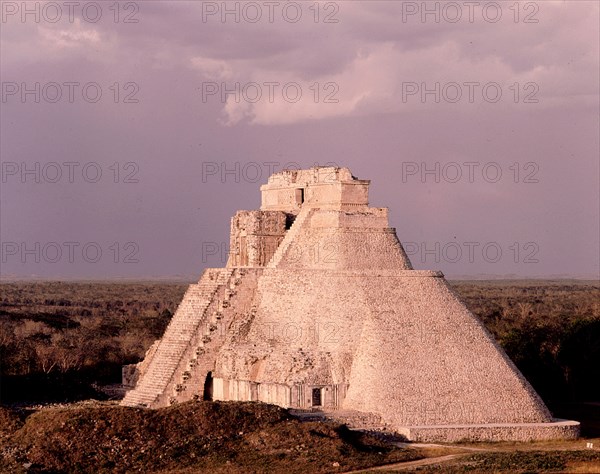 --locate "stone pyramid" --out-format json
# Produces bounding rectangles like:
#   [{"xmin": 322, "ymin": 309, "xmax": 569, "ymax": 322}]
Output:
[{"xmin": 122, "ymin": 167, "xmax": 579, "ymax": 442}]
